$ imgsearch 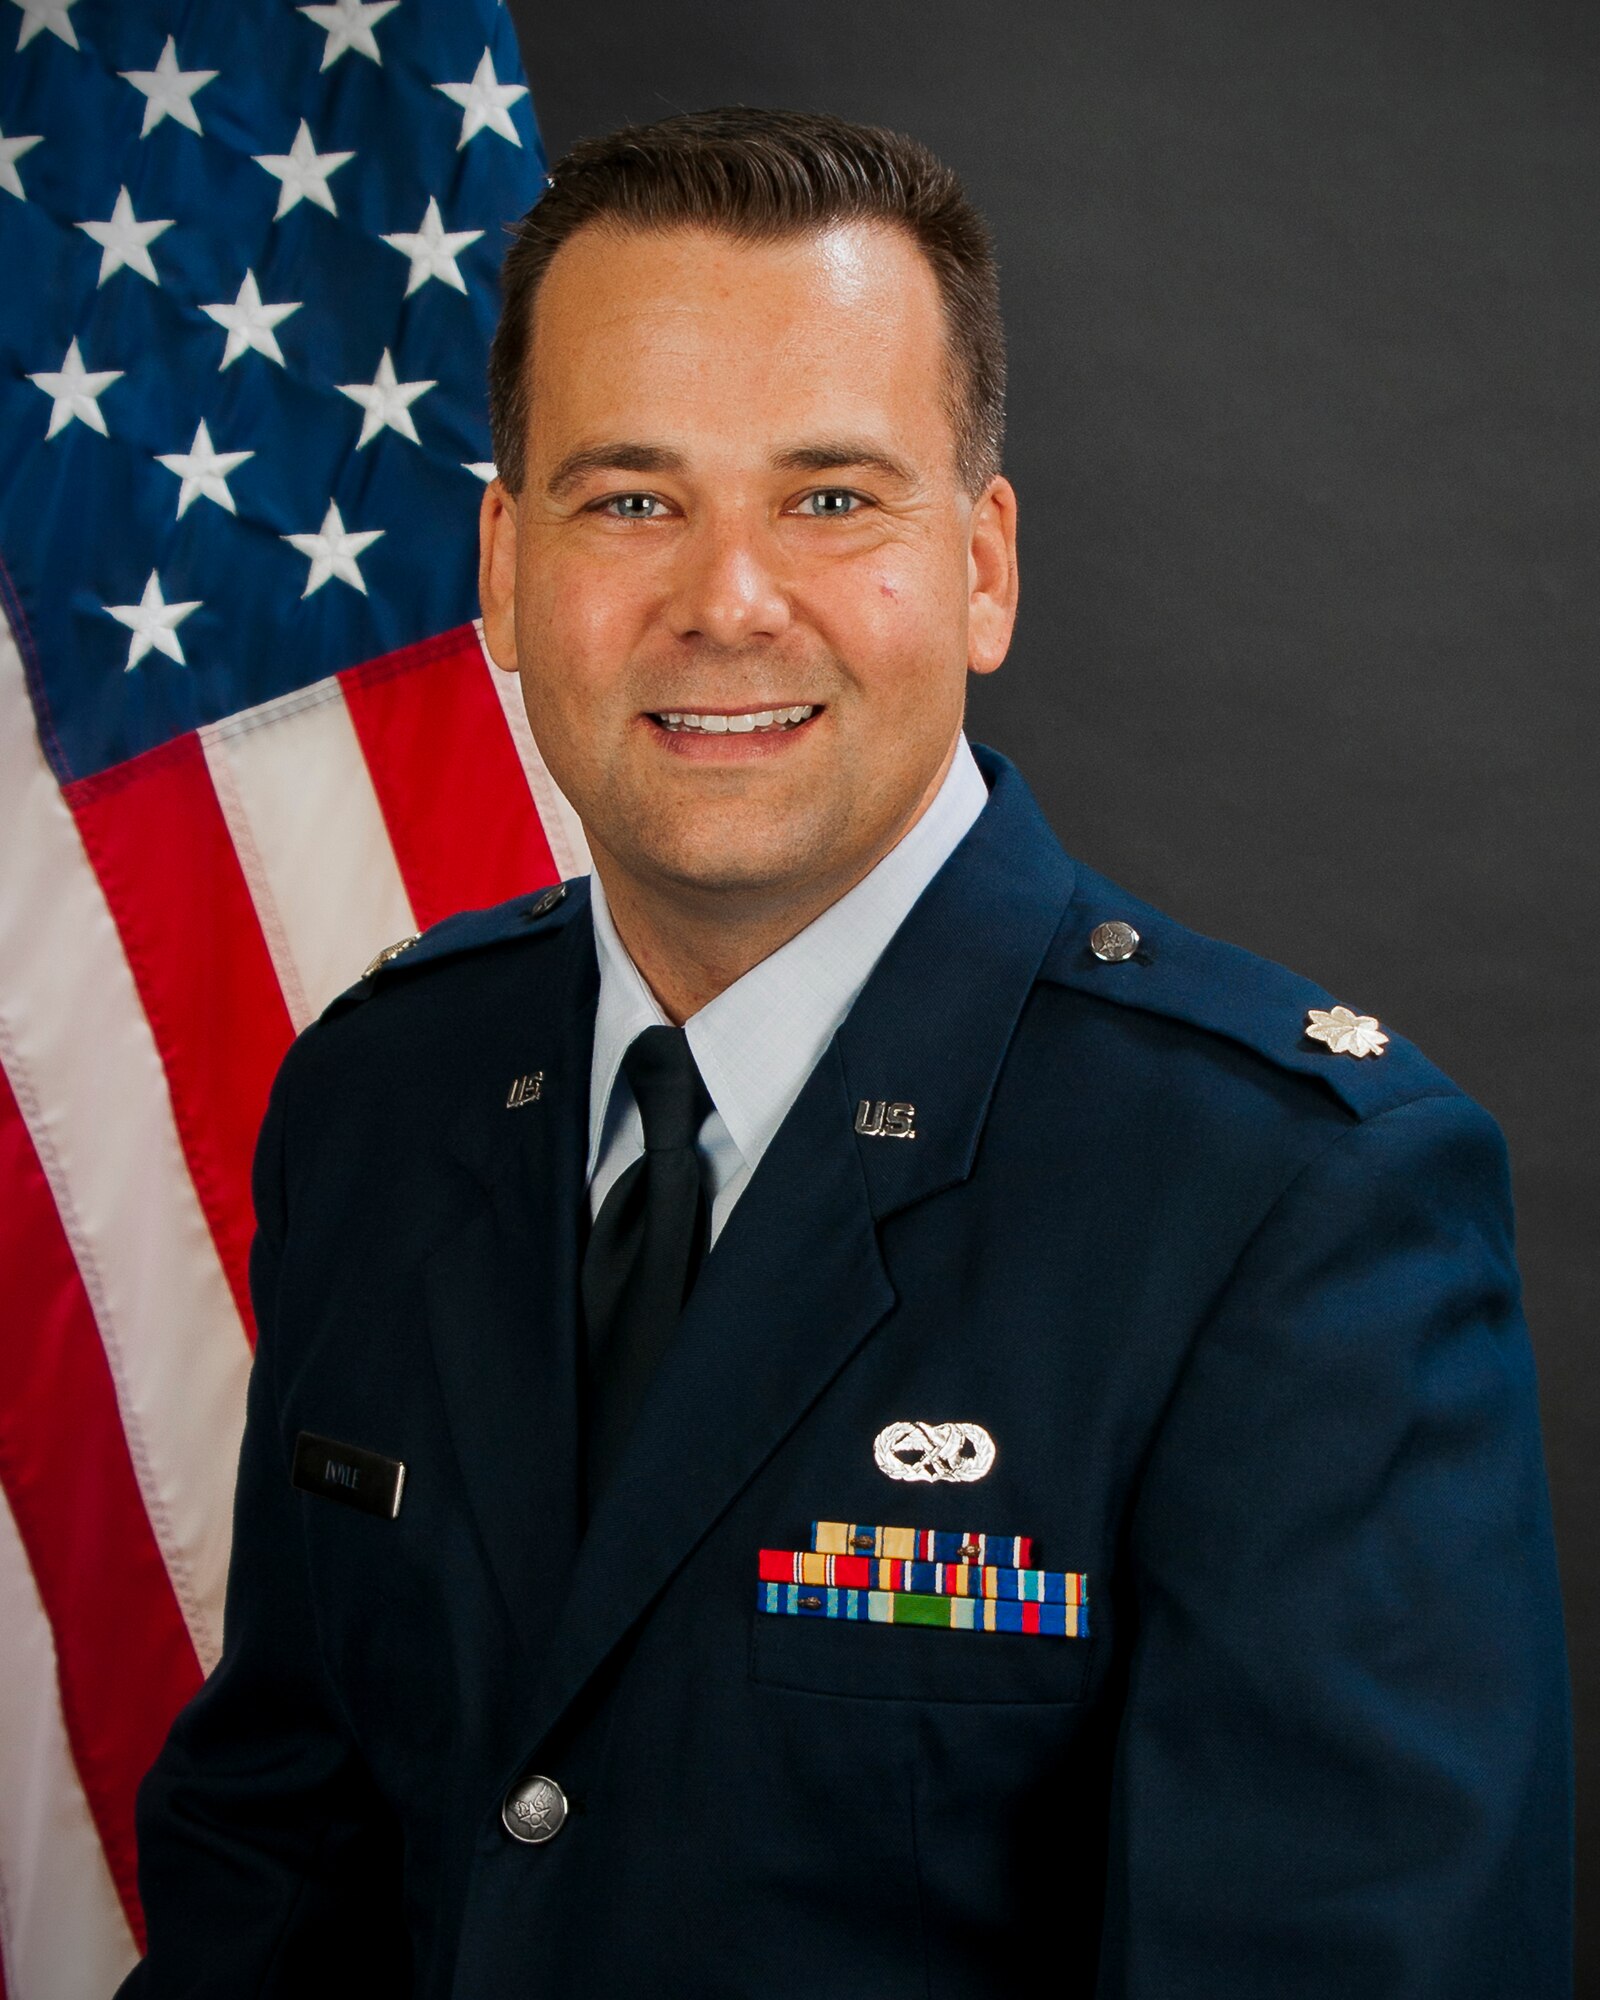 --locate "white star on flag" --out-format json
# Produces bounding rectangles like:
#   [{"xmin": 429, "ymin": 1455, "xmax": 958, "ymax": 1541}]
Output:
[
  {"xmin": 119, "ymin": 35, "xmax": 218, "ymax": 138},
  {"xmin": 464, "ymin": 461, "xmax": 496, "ymax": 482},
  {"xmin": 201, "ymin": 269, "xmax": 302, "ymax": 369},
  {"xmin": 0, "ymin": 123, "xmax": 42, "ymax": 200},
  {"xmin": 155, "ymin": 419, "xmax": 255, "ymax": 517},
  {"xmin": 27, "ymin": 337, "xmax": 123, "ymax": 438},
  {"xmin": 103, "ymin": 571, "xmax": 202, "ymax": 670},
  {"xmin": 283, "ymin": 501, "xmax": 384, "ymax": 596},
  {"xmin": 11, "ymin": 0, "xmax": 78, "ymax": 51},
  {"xmin": 381, "ymin": 197, "xmax": 483, "ymax": 295},
  {"xmin": 434, "ymin": 46, "xmax": 528, "ymax": 150},
  {"xmin": 337, "ymin": 348, "xmax": 436, "ymax": 448},
  {"xmin": 298, "ymin": 0, "xmax": 398, "ymax": 69},
  {"xmin": 253, "ymin": 119, "xmax": 355, "ymax": 220},
  {"xmin": 76, "ymin": 184, "xmax": 174, "ymax": 287}
]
